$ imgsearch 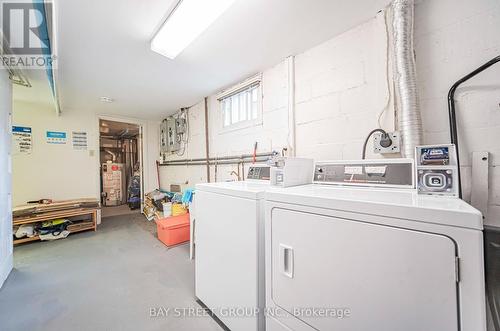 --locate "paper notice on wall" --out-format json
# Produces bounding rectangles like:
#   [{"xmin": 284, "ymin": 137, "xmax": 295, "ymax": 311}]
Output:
[
  {"xmin": 72, "ymin": 131, "xmax": 88, "ymax": 150},
  {"xmin": 46, "ymin": 131, "xmax": 68, "ymax": 144},
  {"xmin": 12, "ymin": 126, "xmax": 32, "ymax": 154}
]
